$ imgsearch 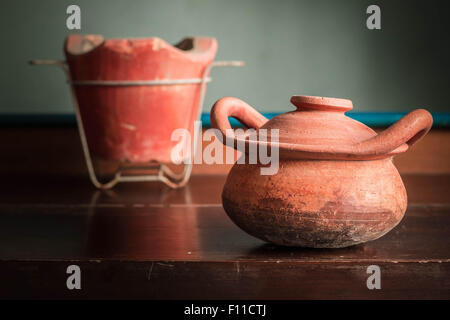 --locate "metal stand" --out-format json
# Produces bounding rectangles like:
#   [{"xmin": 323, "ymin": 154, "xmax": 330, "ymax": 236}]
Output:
[{"xmin": 30, "ymin": 59, "xmax": 243, "ymax": 189}]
